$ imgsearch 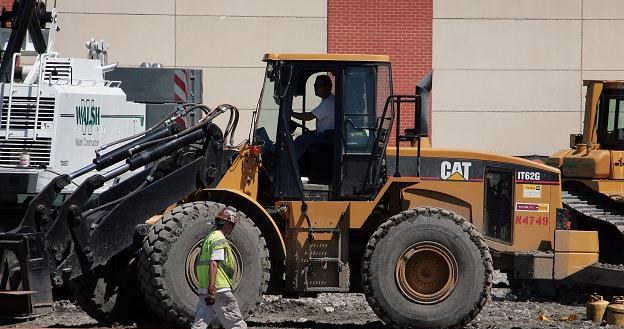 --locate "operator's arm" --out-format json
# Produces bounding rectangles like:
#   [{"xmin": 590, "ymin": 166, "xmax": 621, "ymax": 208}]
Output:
[{"xmin": 291, "ymin": 111, "xmax": 316, "ymax": 121}]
